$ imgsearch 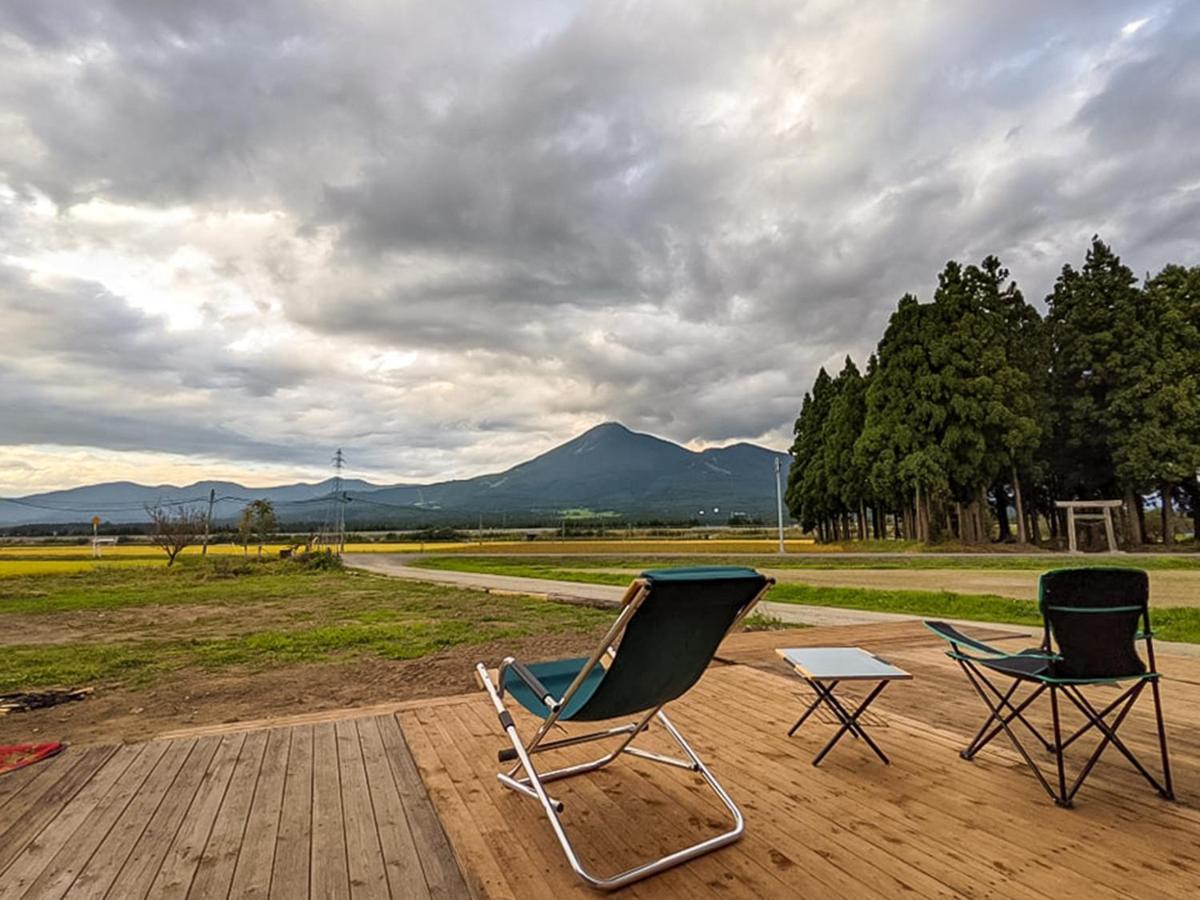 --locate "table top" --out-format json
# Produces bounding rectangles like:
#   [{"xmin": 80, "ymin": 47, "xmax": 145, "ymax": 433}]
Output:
[{"xmin": 777, "ymin": 647, "xmax": 912, "ymax": 682}]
